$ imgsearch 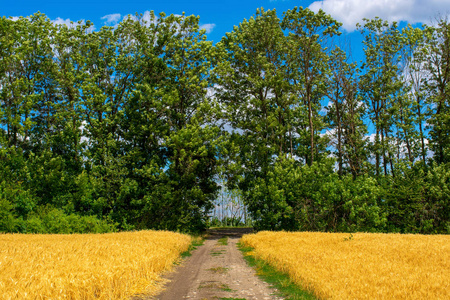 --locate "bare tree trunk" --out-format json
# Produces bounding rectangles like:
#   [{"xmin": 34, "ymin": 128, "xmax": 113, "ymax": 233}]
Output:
[
  {"xmin": 399, "ymin": 98, "xmax": 413, "ymax": 162},
  {"xmin": 417, "ymin": 103, "xmax": 426, "ymax": 164},
  {"xmin": 335, "ymin": 84, "xmax": 343, "ymax": 177},
  {"xmin": 381, "ymin": 129, "xmax": 388, "ymax": 176},
  {"xmin": 308, "ymin": 93, "xmax": 314, "ymax": 165},
  {"xmin": 375, "ymin": 127, "xmax": 380, "ymax": 177}
]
